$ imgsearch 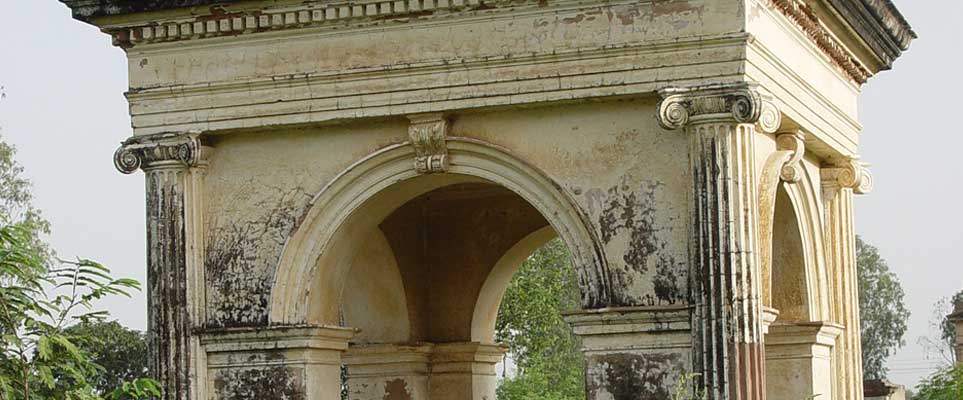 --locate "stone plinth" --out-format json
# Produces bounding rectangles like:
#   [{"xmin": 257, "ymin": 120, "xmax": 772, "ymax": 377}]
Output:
[{"xmin": 765, "ymin": 322, "xmax": 842, "ymax": 400}]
